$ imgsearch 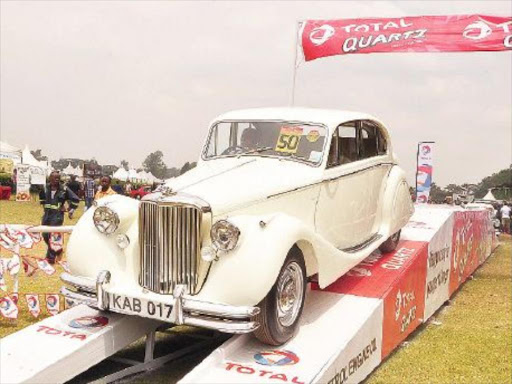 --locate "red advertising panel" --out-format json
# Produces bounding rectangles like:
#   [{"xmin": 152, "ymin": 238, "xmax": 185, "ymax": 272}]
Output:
[
  {"xmin": 313, "ymin": 241, "xmax": 427, "ymax": 299},
  {"xmin": 312, "ymin": 241, "xmax": 428, "ymax": 359},
  {"xmin": 301, "ymin": 14, "xmax": 512, "ymax": 62},
  {"xmin": 449, "ymin": 210, "xmax": 494, "ymax": 295}
]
